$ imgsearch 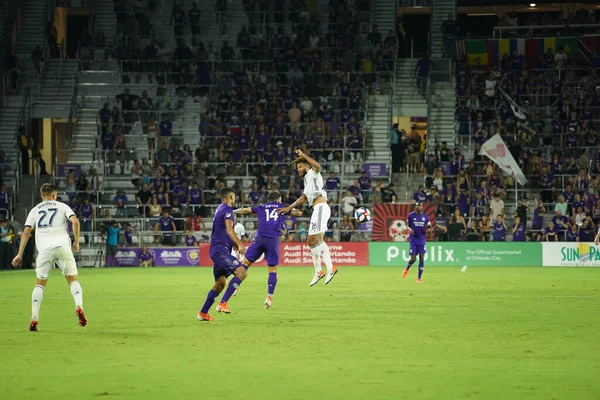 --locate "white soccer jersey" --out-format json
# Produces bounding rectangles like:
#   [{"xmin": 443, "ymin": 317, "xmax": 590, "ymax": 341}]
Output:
[
  {"xmin": 234, "ymin": 222, "xmax": 246, "ymax": 240},
  {"xmin": 25, "ymin": 201, "xmax": 76, "ymax": 253},
  {"xmin": 303, "ymin": 168, "xmax": 327, "ymax": 206}
]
